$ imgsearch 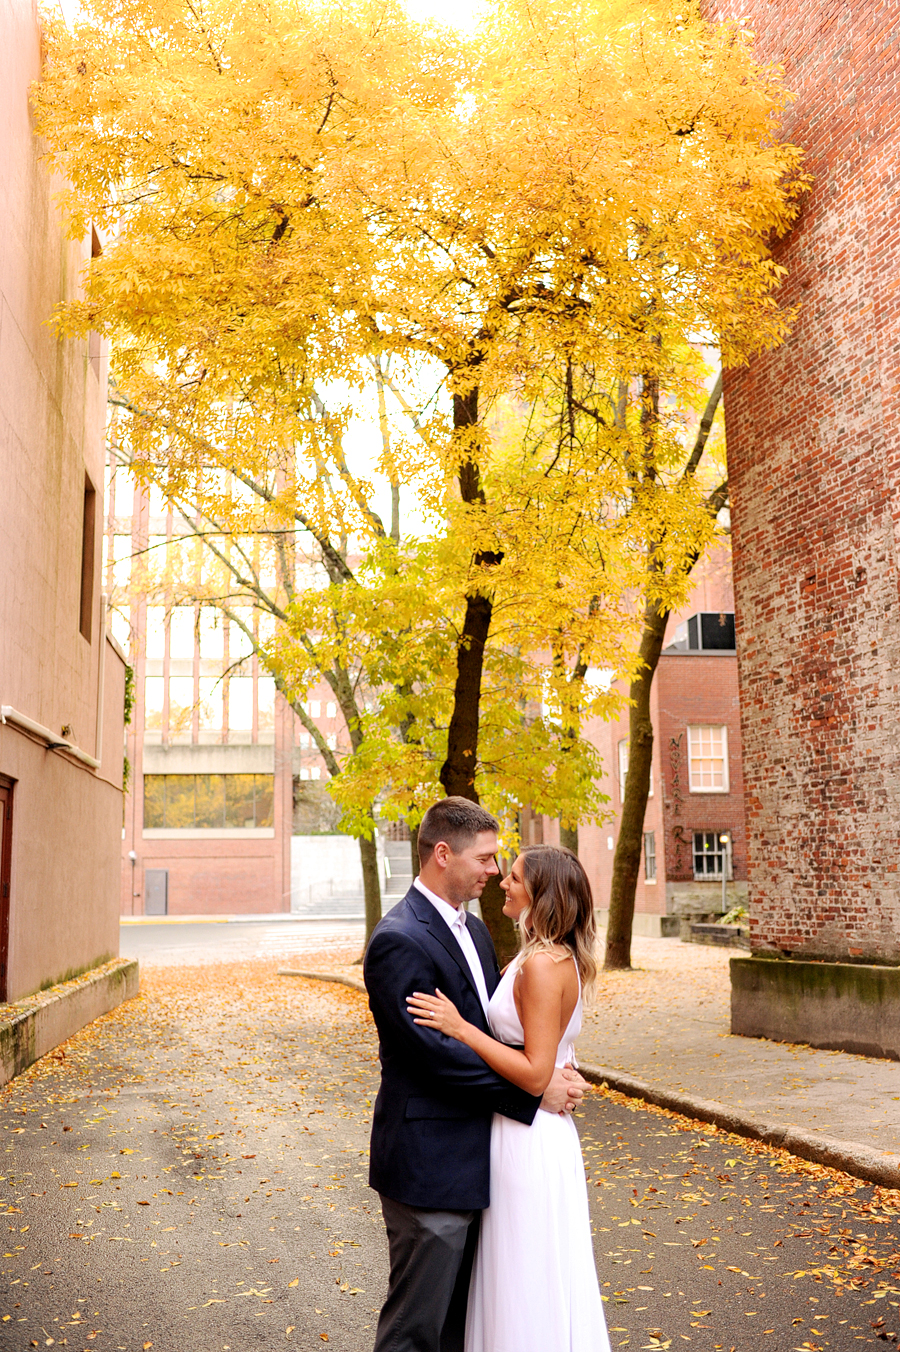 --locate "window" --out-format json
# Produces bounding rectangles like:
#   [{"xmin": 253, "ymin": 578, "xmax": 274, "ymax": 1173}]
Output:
[
  {"xmin": 228, "ymin": 677, "xmax": 253, "ymax": 730},
  {"xmin": 144, "ymin": 676, "xmax": 165, "ymax": 730},
  {"xmin": 112, "ymin": 535, "xmax": 133, "ymax": 590},
  {"xmin": 643, "ymin": 831, "xmax": 657, "ymax": 883},
  {"xmin": 326, "ymin": 701, "xmax": 337, "ymax": 718},
  {"xmin": 198, "ymin": 607, "xmax": 222, "ymax": 661},
  {"xmin": 617, "ymin": 738, "xmax": 652, "ymax": 800},
  {"xmin": 168, "ymin": 676, "xmax": 194, "ymax": 734},
  {"xmin": 229, "ymin": 612, "xmax": 254, "ymax": 661},
  {"xmin": 688, "ymin": 725, "xmax": 729, "ymax": 792},
  {"xmin": 79, "ymin": 475, "xmax": 97, "ymax": 640},
  {"xmin": 687, "ymin": 612, "xmax": 736, "ymax": 651},
  {"xmin": 143, "ymin": 774, "xmax": 275, "ymax": 828},
  {"xmin": 168, "ymin": 607, "xmax": 195, "ymax": 661},
  {"xmin": 693, "ymin": 830, "xmax": 728, "ymax": 880},
  {"xmin": 145, "ymin": 607, "xmax": 166, "ymax": 661},
  {"xmin": 198, "ymin": 677, "xmax": 223, "ymax": 731},
  {"xmin": 258, "ymin": 677, "xmax": 276, "ymax": 730}
]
